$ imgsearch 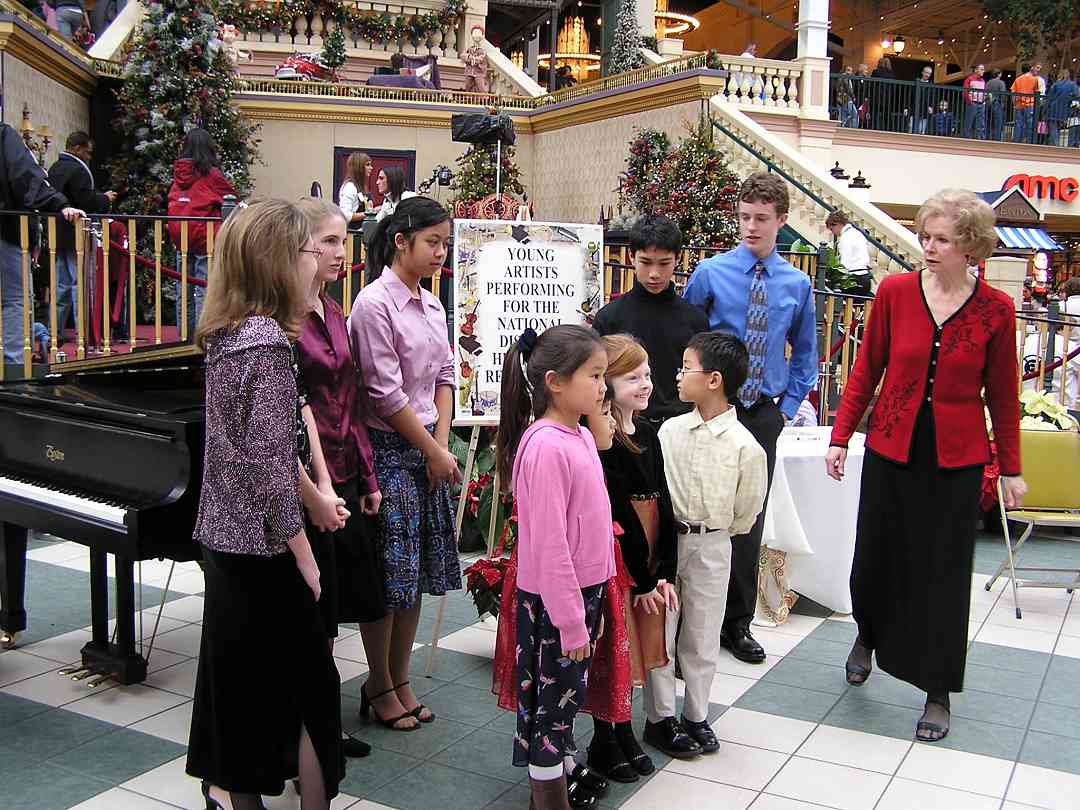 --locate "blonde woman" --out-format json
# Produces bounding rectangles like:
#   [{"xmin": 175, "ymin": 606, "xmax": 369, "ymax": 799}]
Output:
[
  {"xmin": 827, "ymin": 190, "xmax": 1026, "ymax": 743},
  {"xmin": 338, "ymin": 152, "xmax": 372, "ymax": 225},
  {"xmin": 187, "ymin": 200, "xmax": 342, "ymax": 810}
]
